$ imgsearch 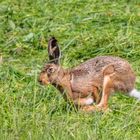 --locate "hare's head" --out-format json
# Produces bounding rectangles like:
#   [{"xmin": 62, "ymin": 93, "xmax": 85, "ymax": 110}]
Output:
[
  {"xmin": 39, "ymin": 63, "xmax": 61, "ymax": 85},
  {"xmin": 39, "ymin": 37, "xmax": 61, "ymax": 85}
]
